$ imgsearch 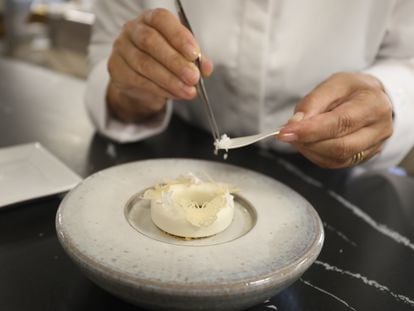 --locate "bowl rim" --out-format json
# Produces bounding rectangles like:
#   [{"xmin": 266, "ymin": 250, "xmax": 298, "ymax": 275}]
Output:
[{"xmin": 56, "ymin": 158, "xmax": 325, "ymax": 296}]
